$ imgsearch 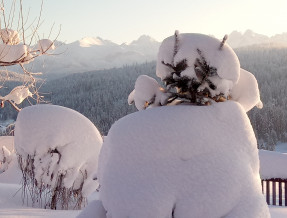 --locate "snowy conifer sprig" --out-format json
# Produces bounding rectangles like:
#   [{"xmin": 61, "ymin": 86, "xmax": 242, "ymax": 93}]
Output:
[
  {"xmin": 161, "ymin": 47, "xmax": 226, "ymax": 105},
  {"xmin": 129, "ymin": 31, "xmax": 237, "ymax": 110}
]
